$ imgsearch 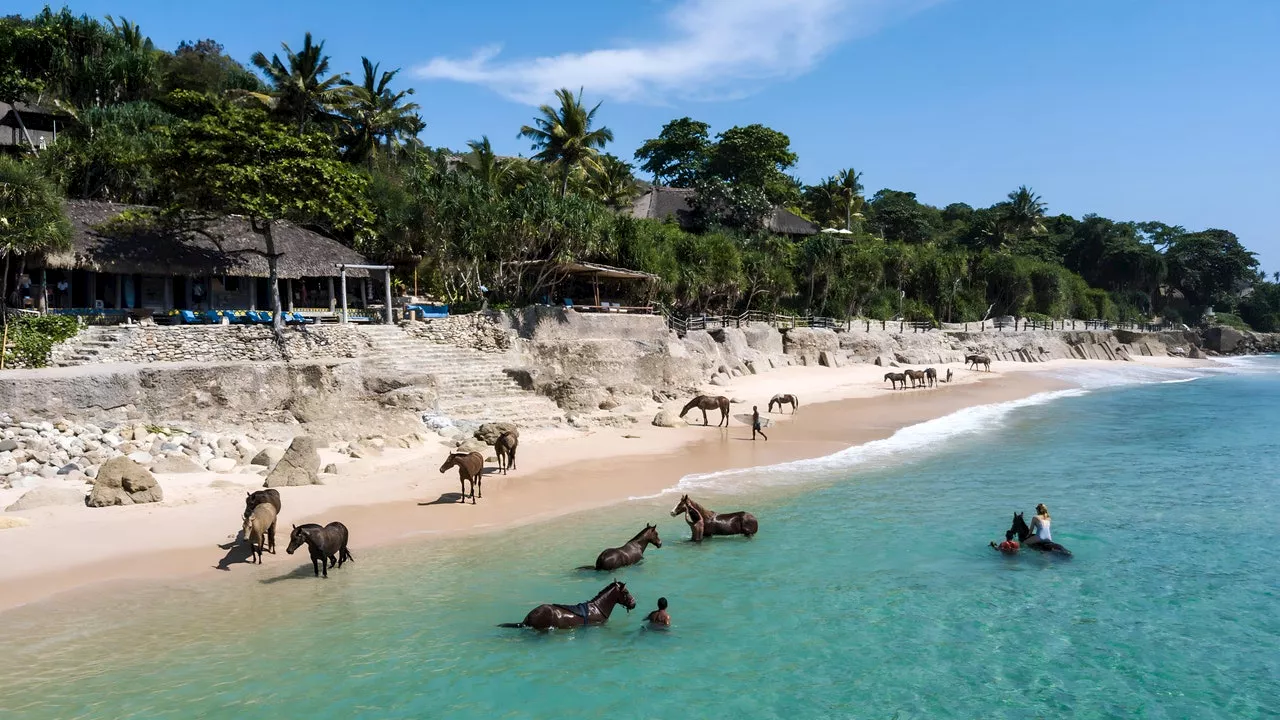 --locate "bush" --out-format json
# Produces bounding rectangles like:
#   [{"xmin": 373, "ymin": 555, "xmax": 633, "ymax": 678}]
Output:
[
  {"xmin": 1212, "ymin": 312, "xmax": 1252, "ymax": 331},
  {"xmin": 2, "ymin": 314, "xmax": 82, "ymax": 368}
]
